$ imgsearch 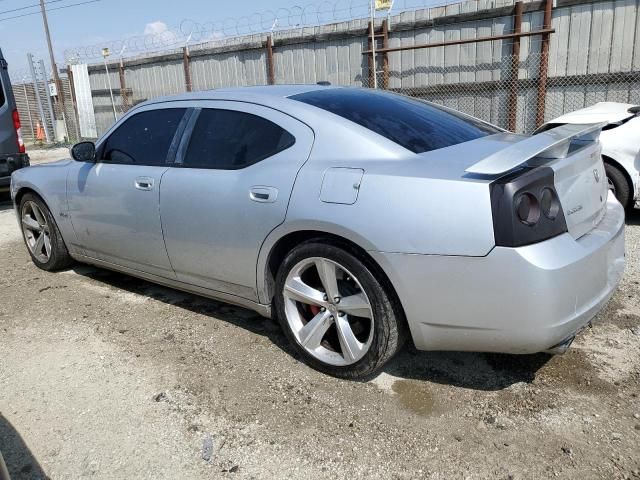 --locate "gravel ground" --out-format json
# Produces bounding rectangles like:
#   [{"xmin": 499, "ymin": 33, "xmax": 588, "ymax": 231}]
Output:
[{"xmin": 0, "ymin": 151, "xmax": 639, "ymax": 479}]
